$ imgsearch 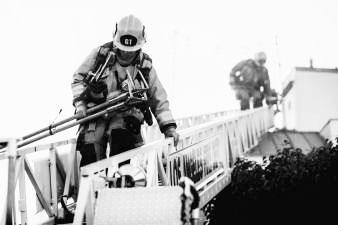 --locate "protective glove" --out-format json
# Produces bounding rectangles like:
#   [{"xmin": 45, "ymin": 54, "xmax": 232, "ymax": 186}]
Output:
[
  {"xmin": 75, "ymin": 102, "xmax": 87, "ymax": 118},
  {"xmin": 89, "ymin": 80, "xmax": 108, "ymax": 100},
  {"xmin": 265, "ymin": 95, "xmax": 278, "ymax": 105},
  {"xmin": 88, "ymin": 78, "xmax": 108, "ymax": 94},
  {"xmin": 164, "ymin": 126, "xmax": 179, "ymax": 146}
]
